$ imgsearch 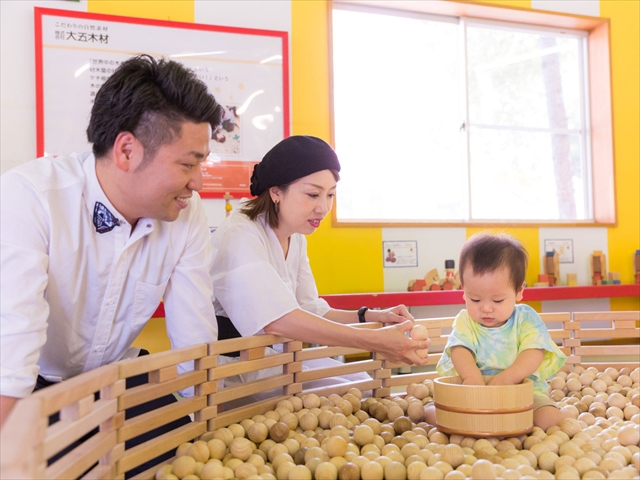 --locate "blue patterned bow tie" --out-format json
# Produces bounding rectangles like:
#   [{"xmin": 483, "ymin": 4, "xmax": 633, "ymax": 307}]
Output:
[{"xmin": 93, "ymin": 201, "xmax": 120, "ymax": 234}]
